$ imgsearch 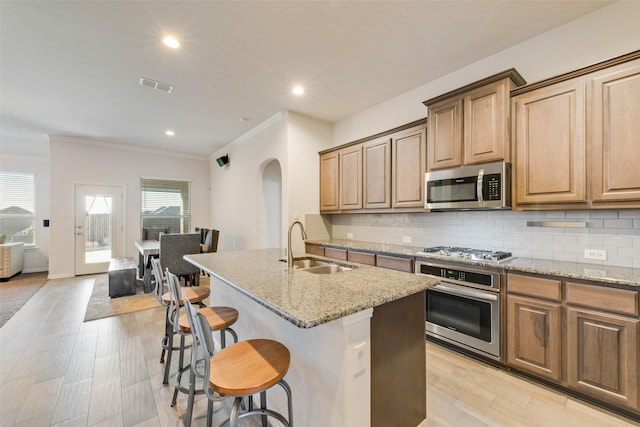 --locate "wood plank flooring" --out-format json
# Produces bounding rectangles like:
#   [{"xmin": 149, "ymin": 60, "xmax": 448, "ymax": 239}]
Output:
[{"xmin": 1, "ymin": 276, "xmax": 639, "ymax": 426}]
